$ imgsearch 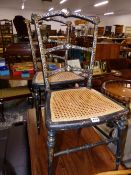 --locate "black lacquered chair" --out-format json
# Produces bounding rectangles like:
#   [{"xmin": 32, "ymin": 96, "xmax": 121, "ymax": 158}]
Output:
[{"xmin": 31, "ymin": 9, "xmax": 128, "ymax": 175}]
